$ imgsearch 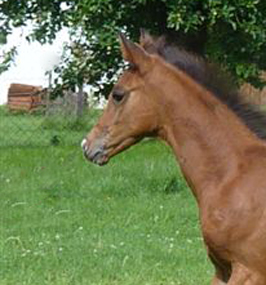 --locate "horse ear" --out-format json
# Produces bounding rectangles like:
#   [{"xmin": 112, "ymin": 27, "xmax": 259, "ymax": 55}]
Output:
[
  {"xmin": 139, "ymin": 30, "xmax": 165, "ymax": 55},
  {"xmin": 139, "ymin": 28, "xmax": 154, "ymax": 47},
  {"xmin": 119, "ymin": 33, "xmax": 151, "ymax": 71}
]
